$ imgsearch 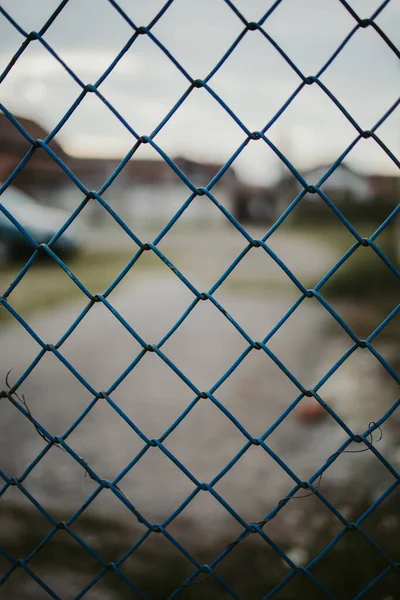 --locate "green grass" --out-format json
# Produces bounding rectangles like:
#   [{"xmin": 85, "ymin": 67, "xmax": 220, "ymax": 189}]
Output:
[
  {"xmin": 0, "ymin": 248, "xmax": 168, "ymax": 324},
  {"xmin": 223, "ymin": 276, "xmax": 299, "ymax": 298},
  {"xmin": 297, "ymin": 222, "xmax": 400, "ymax": 342},
  {"xmin": 1, "ymin": 221, "xmax": 397, "ymax": 336}
]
